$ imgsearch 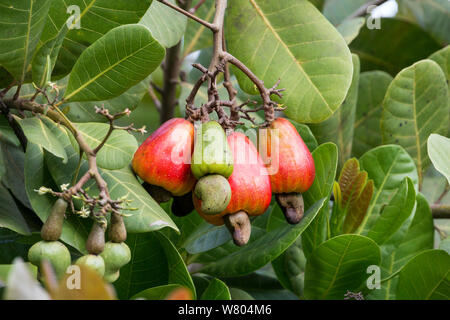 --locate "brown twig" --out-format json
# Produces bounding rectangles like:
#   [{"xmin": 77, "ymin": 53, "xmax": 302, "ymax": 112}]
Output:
[
  {"xmin": 157, "ymin": 0, "xmax": 217, "ymax": 31},
  {"xmin": 189, "ymin": 0, "xmax": 206, "ymax": 14}
]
